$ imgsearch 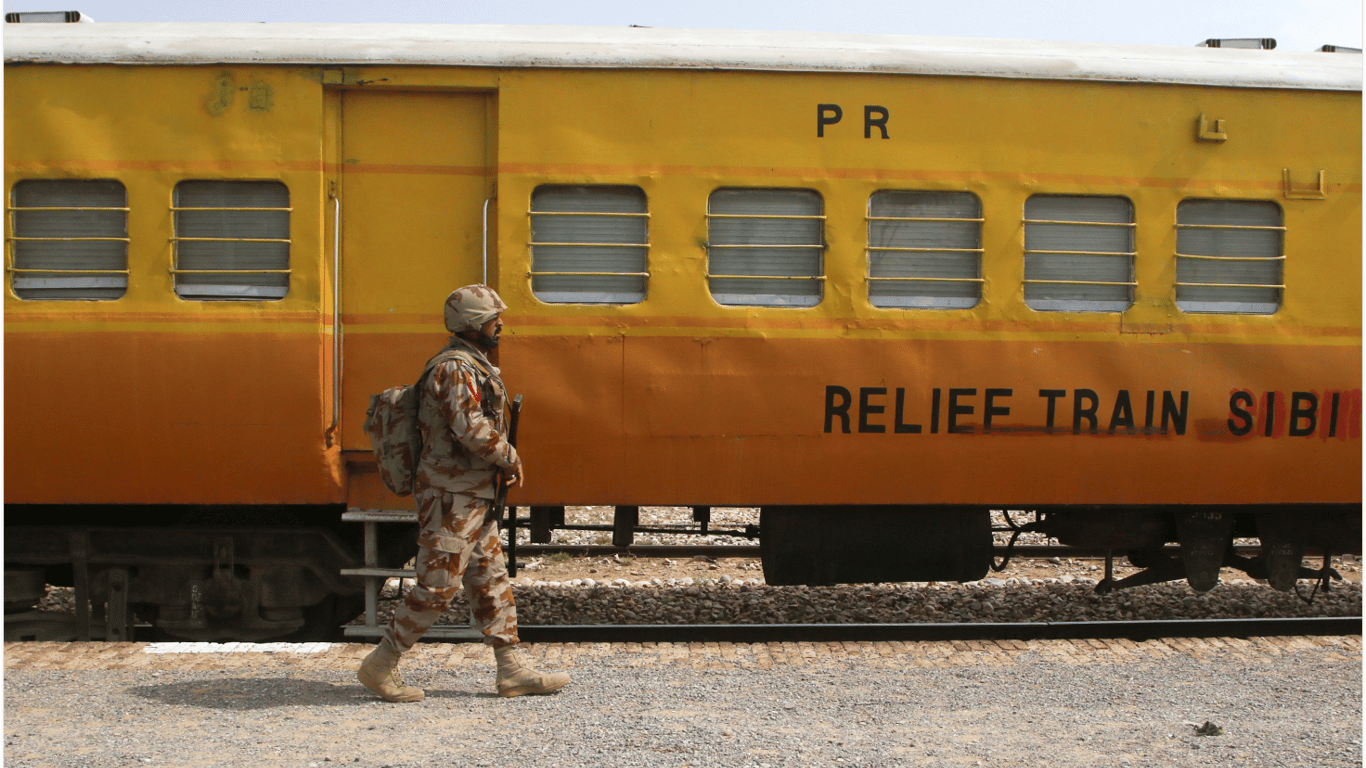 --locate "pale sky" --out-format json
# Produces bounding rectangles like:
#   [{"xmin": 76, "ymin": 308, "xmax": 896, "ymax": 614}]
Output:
[{"xmin": 3, "ymin": 0, "xmax": 1362, "ymax": 52}]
